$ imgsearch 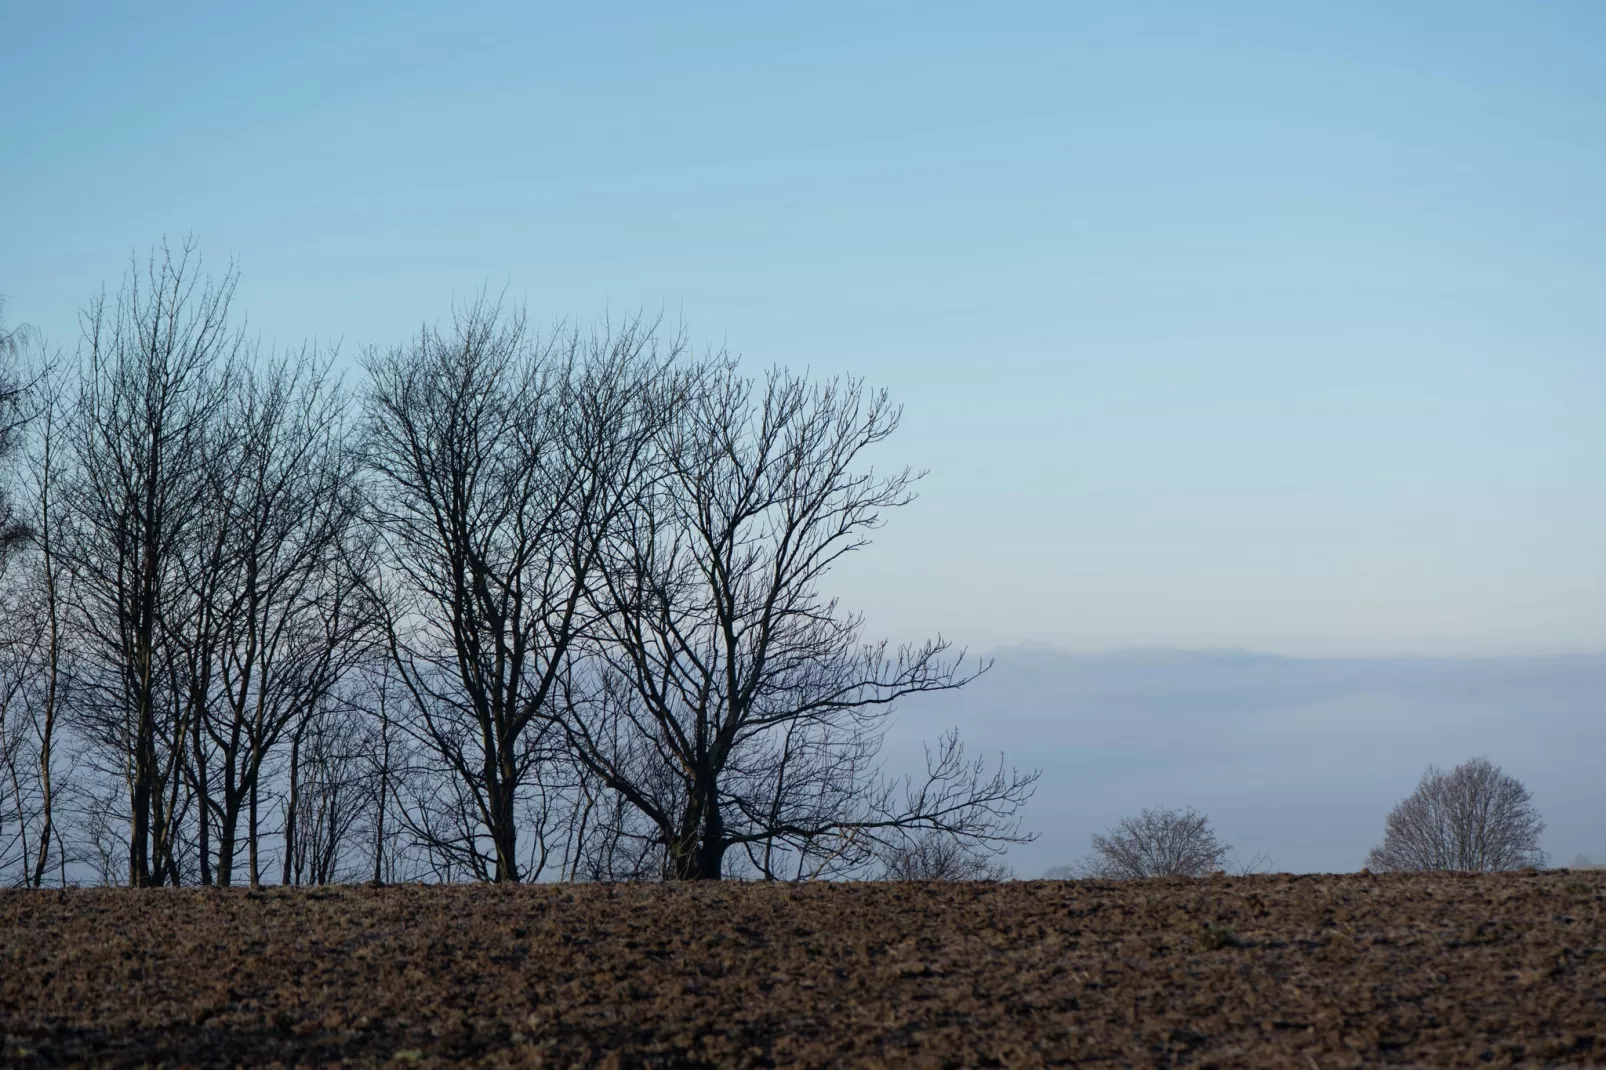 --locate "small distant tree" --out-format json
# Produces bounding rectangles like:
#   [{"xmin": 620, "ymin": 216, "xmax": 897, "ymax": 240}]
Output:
[
  {"xmin": 1073, "ymin": 806, "xmax": 1230, "ymax": 879},
  {"xmin": 879, "ymin": 831, "xmax": 1009, "ymax": 881},
  {"xmin": 1366, "ymin": 757, "xmax": 1545, "ymax": 872}
]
